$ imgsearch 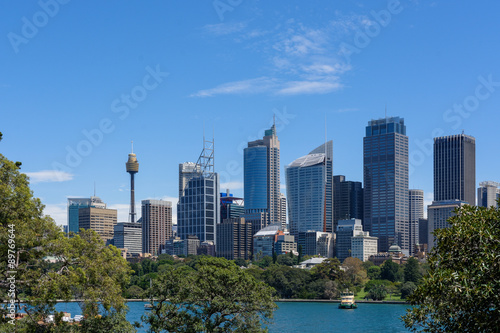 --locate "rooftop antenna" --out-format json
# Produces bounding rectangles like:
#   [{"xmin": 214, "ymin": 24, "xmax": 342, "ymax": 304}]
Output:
[
  {"xmin": 131, "ymin": 140, "xmax": 134, "ymax": 154},
  {"xmin": 385, "ymin": 103, "xmax": 387, "ymax": 122},
  {"xmin": 93, "ymin": 181, "xmax": 96, "ymax": 197}
]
